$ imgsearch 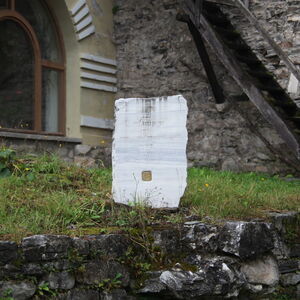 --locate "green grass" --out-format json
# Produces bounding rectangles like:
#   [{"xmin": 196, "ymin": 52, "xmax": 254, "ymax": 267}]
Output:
[
  {"xmin": 0, "ymin": 154, "xmax": 299, "ymax": 240},
  {"xmin": 182, "ymin": 168, "xmax": 299, "ymax": 220}
]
